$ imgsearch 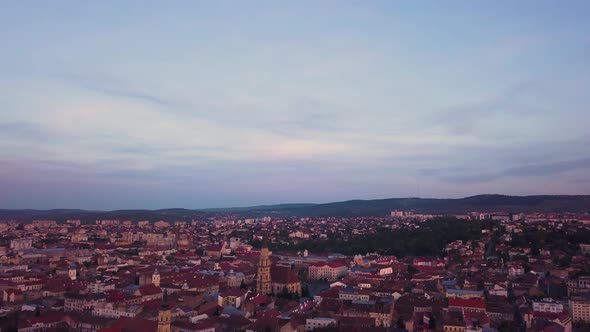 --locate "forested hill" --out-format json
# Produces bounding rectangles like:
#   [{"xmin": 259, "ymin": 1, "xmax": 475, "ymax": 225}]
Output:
[
  {"xmin": 1, "ymin": 195, "xmax": 589, "ymax": 221},
  {"xmin": 257, "ymin": 194, "xmax": 590, "ymax": 217},
  {"xmin": 261, "ymin": 217, "xmax": 497, "ymax": 256}
]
